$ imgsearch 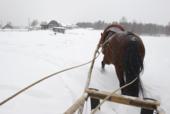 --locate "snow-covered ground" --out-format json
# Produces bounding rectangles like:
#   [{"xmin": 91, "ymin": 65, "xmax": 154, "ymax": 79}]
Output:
[{"xmin": 0, "ymin": 29, "xmax": 169, "ymax": 114}]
